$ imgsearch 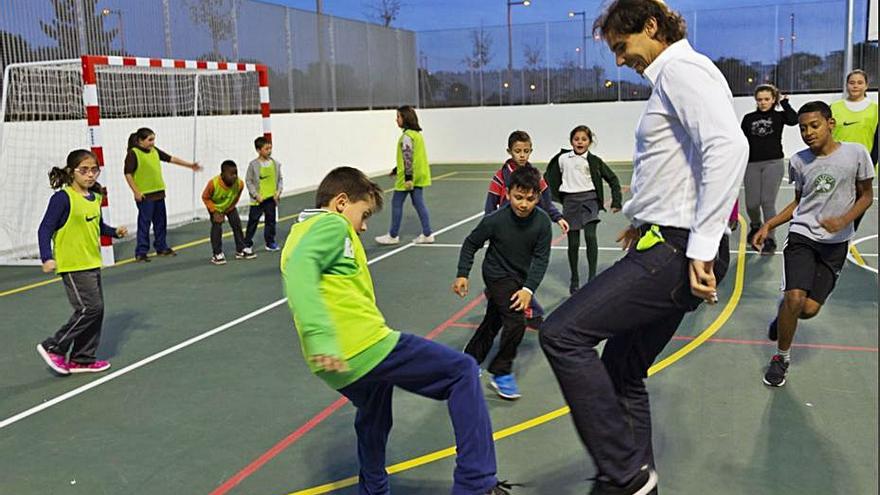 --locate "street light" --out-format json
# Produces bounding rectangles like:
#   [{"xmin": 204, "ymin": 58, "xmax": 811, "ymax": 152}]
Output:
[
  {"xmin": 507, "ymin": 0, "xmax": 531, "ymax": 74},
  {"xmin": 101, "ymin": 8, "xmax": 126, "ymax": 54},
  {"xmin": 568, "ymin": 10, "xmax": 587, "ymax": 69}
]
